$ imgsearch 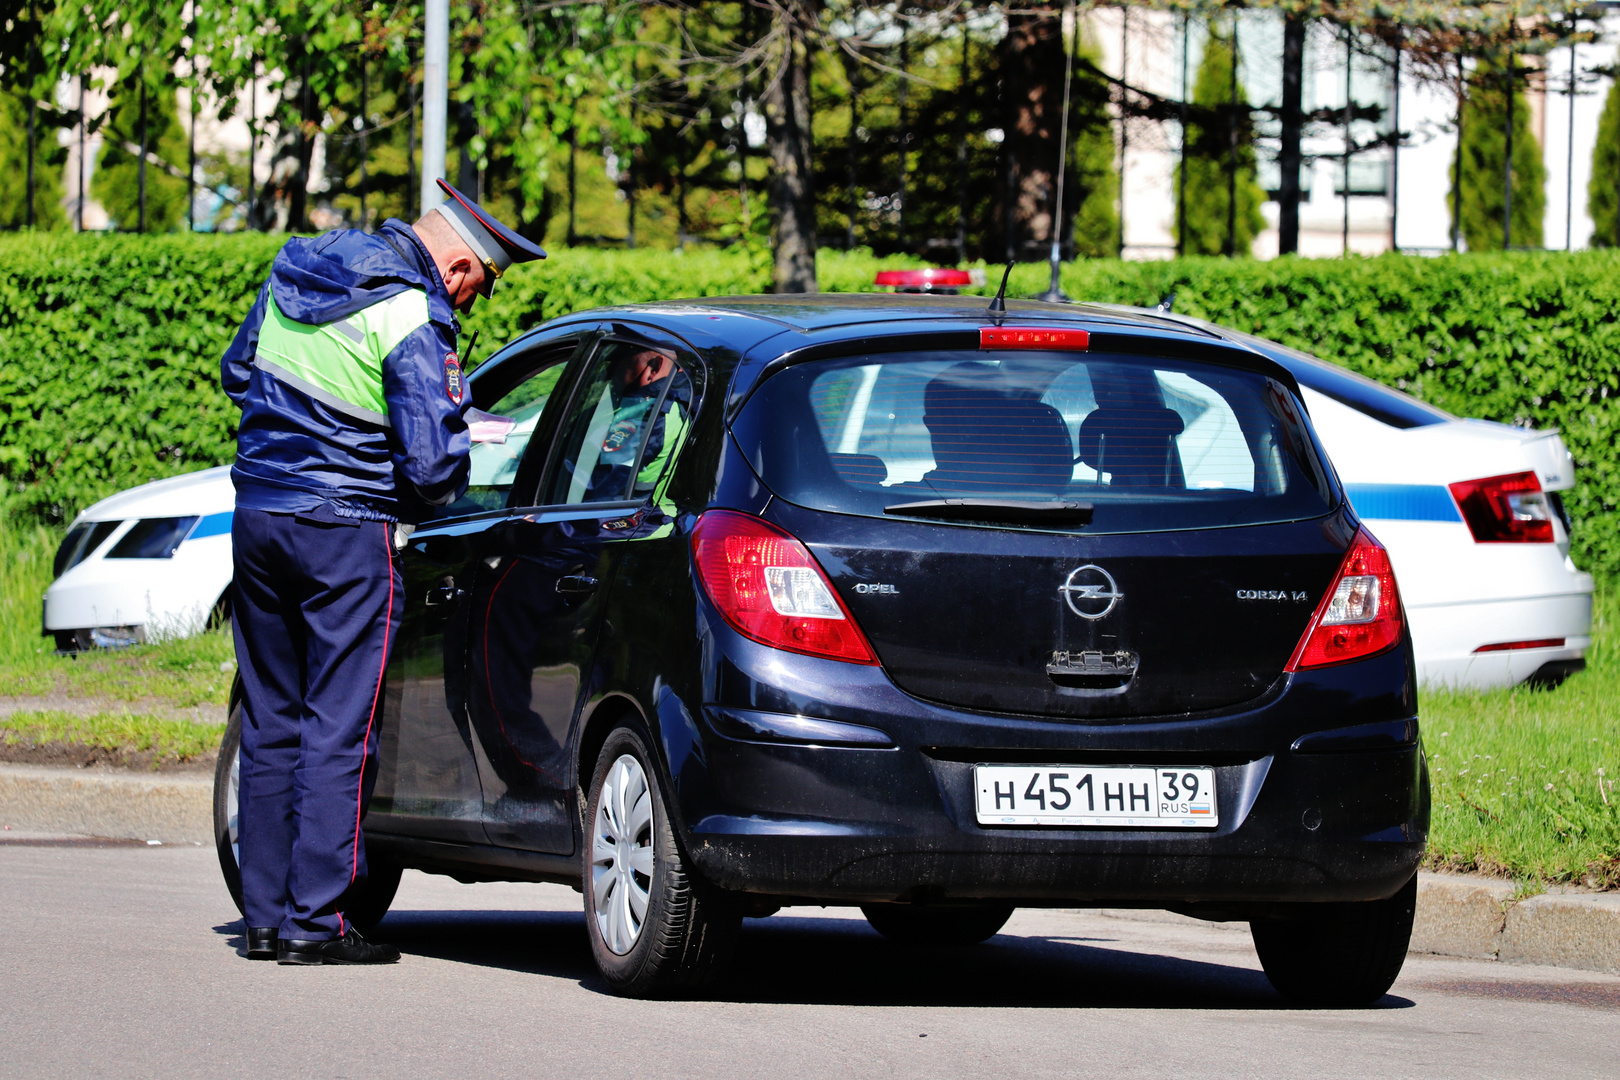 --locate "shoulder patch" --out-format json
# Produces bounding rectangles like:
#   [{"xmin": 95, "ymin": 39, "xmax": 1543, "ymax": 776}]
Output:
[{"xmin": 444, "ymin": 352, "xmax": 466, "ymax": 405}]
